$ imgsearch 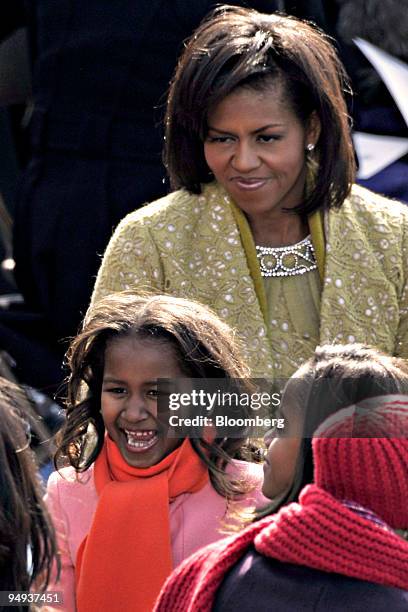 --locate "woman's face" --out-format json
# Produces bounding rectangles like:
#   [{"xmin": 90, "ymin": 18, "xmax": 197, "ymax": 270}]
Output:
[{"xmin": 204, "ymin": 84, "xmax": 320, "ymax": 223}]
